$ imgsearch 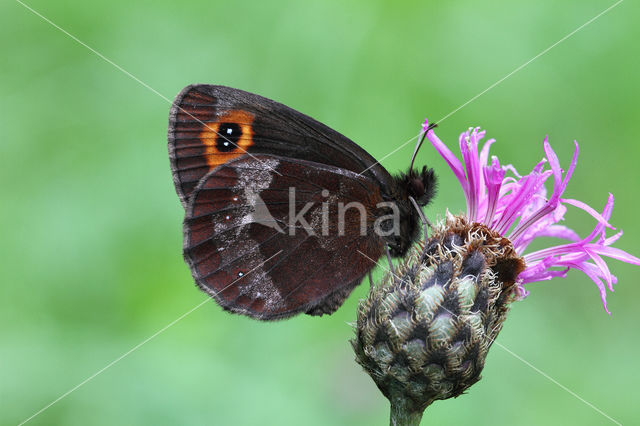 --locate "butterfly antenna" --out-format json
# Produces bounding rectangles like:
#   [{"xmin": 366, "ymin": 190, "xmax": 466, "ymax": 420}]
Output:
[
  {"xmin": 409, "ymin": 122, "xmax": 438, "ymax": 171},
  {"xmin": 409, "ymin": 195, "xmax": 432, "ymax": 243}
]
